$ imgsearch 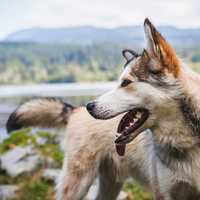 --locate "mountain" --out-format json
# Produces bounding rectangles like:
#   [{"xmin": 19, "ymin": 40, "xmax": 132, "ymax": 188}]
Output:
[{"xmin": 4, "ymin": 25, "xmax": 200, "ymax": 46}]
